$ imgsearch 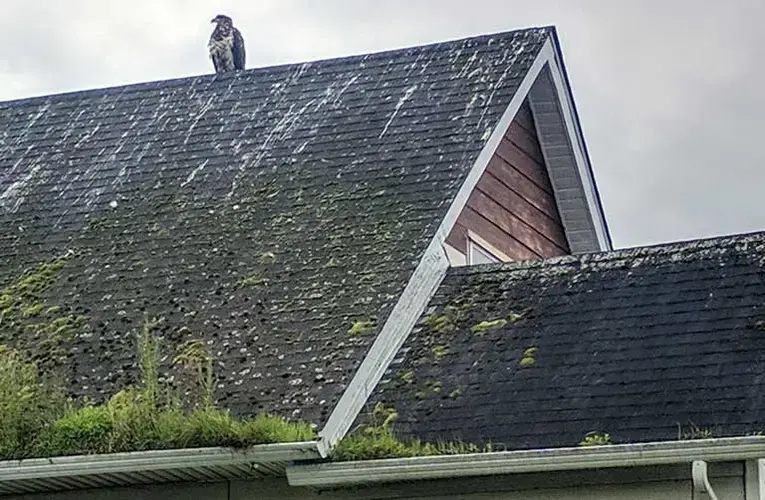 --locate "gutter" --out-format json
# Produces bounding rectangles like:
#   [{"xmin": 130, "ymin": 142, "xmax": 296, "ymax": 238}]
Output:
[
  {"xmin": 287, "ymin": 436, "xmax": 765, "ymax": 488},
  {"xmin": 0, "ymin": 441, "xmax": 321, "ymax": 495}
]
